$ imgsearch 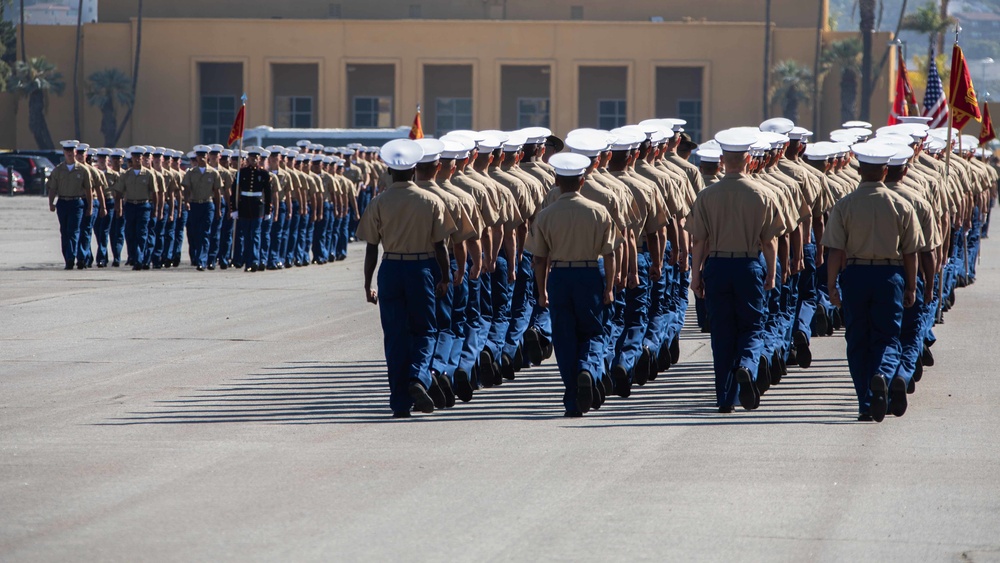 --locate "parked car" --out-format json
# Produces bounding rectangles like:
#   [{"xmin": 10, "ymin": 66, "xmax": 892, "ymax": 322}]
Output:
[
  {"xmin": 0, "ymin": 154, "xmax": 55, "ymax": 194},
  {"xmin": 0, "ymin": 164, "xmax": 26, "ymax": 195},
  {"xmin": 2, "ymin": 149, "xmax": 65, "ymax": 165}
]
